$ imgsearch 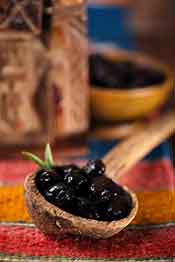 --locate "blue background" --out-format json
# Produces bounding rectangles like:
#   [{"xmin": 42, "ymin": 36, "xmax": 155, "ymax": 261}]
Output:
[{"xmin": 88, "ymin": 5, "xmax": 135, "ymax": 49}]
